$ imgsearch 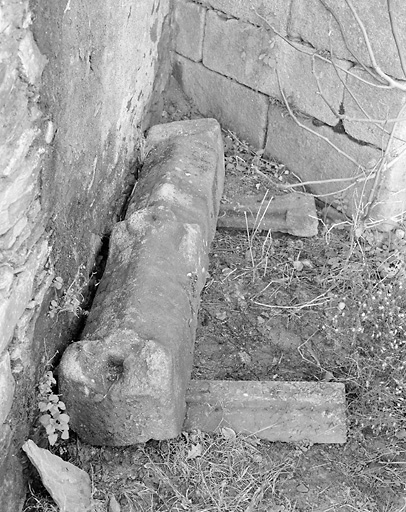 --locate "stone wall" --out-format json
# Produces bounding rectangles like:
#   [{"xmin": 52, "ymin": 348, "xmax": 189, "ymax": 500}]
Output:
[
  {"xmin": 173, "ymin": 0, "xmax": 406, "ymax": 227},
  {"xmin": 0, "ymin": 0, "xmax": 171, "ymax": 509}
]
